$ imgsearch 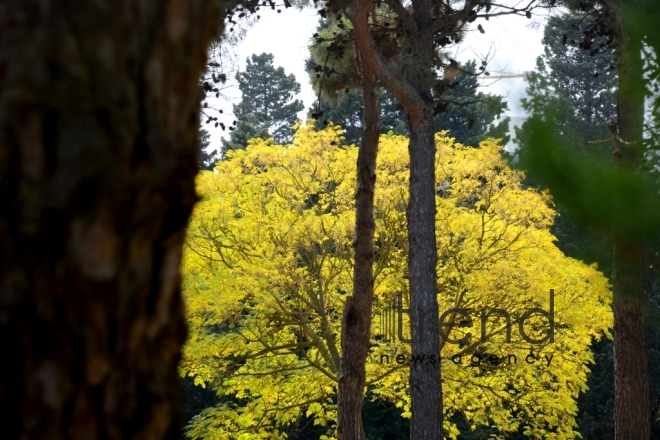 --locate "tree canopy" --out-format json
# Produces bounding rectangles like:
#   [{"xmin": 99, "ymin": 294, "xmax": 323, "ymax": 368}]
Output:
[{"xmin": 181, "ymin": 124, "xmax": 612, "ymax": 439}]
